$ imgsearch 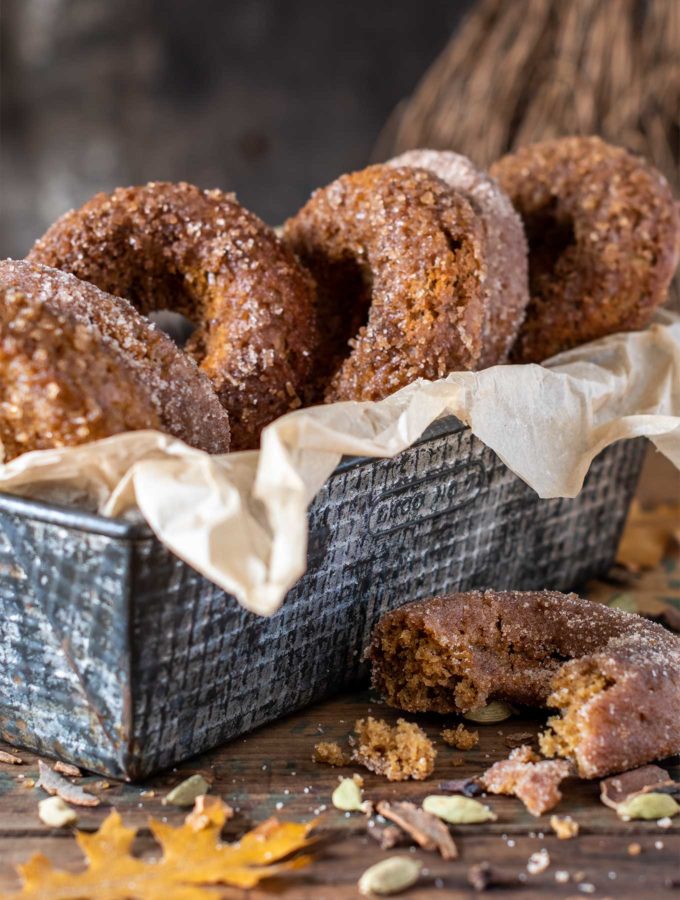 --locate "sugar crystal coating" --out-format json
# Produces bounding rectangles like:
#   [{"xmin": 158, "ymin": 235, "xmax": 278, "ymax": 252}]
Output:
[
  {"xmin": 490, "ymin": 136, "xmax": 680, "ymax": 362},
  {"xmin": 388, "ymin": 149, "xmax": 530, "ymax": 367},
  {"xmin": 0, "ymin": 259, "xmax": 230, "ymax": 459},
  {"xmin": 283, "ymin": 164, "xmax": 493, "ymax": 402},
  {"xmin": 29, "ymin": 181, "xmax": 317, "ymax": 449}
]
